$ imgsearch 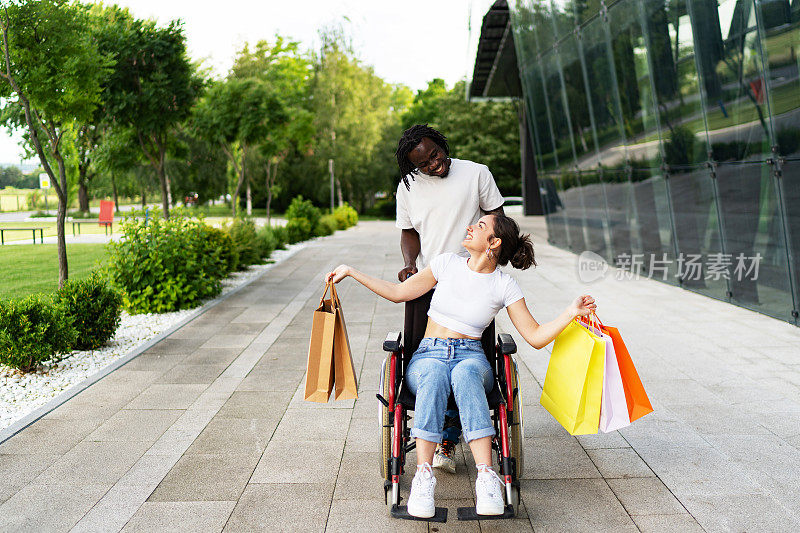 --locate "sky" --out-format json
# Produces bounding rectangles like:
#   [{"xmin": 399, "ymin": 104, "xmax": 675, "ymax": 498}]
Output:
[{"xmin": 1, "ymin": 0, "xmax": 495, "ymax": 165}]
